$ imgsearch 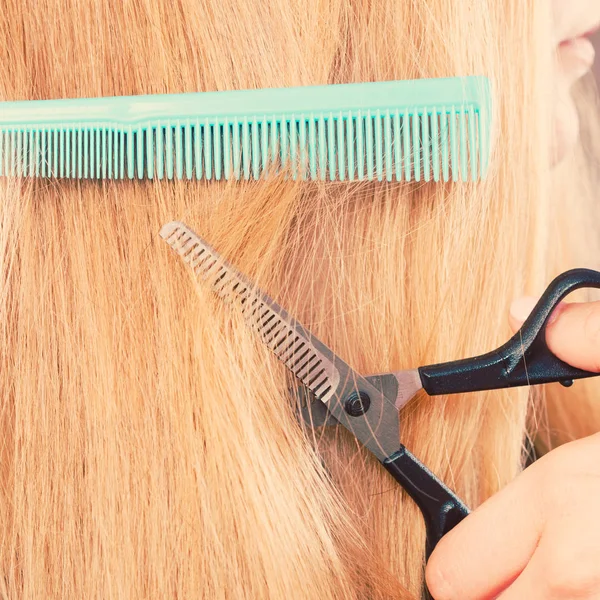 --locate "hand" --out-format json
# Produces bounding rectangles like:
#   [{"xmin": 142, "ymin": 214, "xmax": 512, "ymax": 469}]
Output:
[{"xmin": 425, "ymin": 298, "xmax": 600, "ymax": 599}]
